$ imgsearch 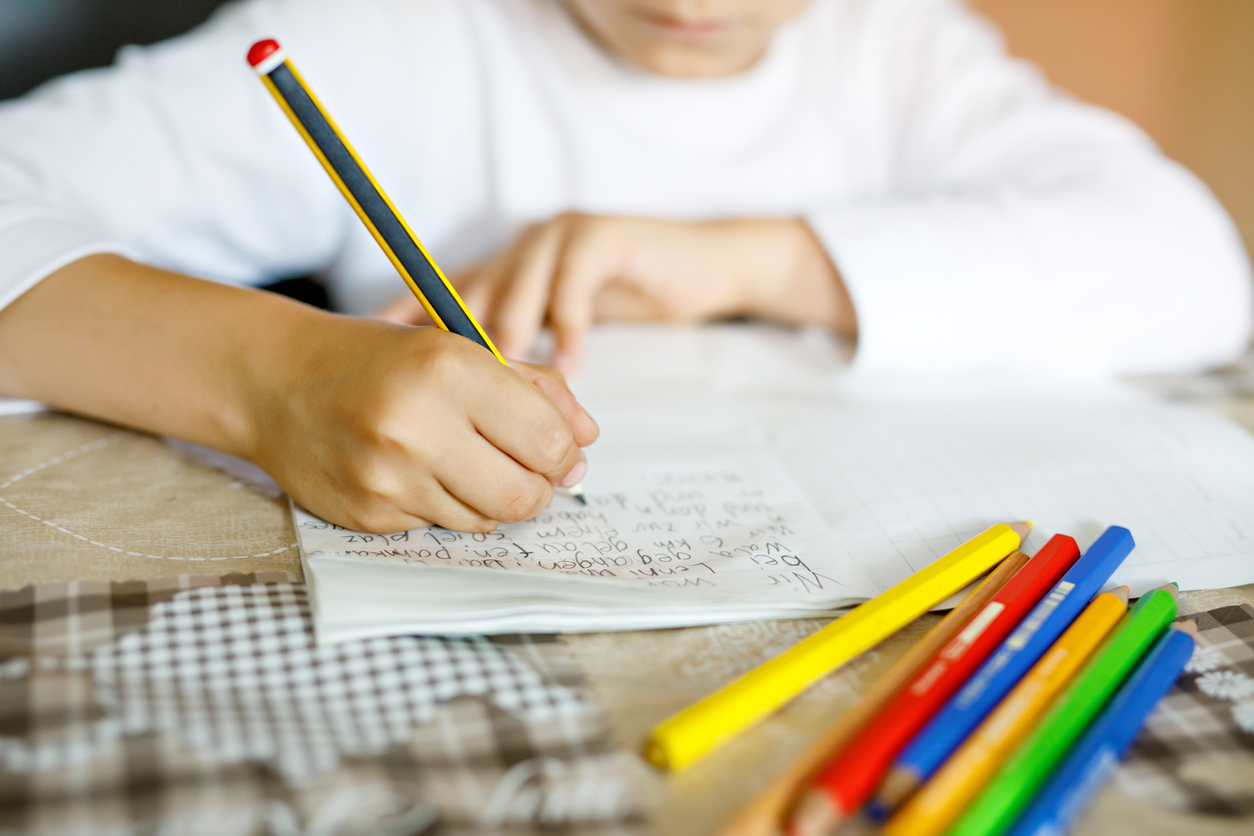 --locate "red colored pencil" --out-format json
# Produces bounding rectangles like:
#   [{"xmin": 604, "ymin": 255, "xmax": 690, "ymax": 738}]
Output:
[{"xmin": 788, "ymin": 533, "xmax": 1082, "ymax": 836}]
